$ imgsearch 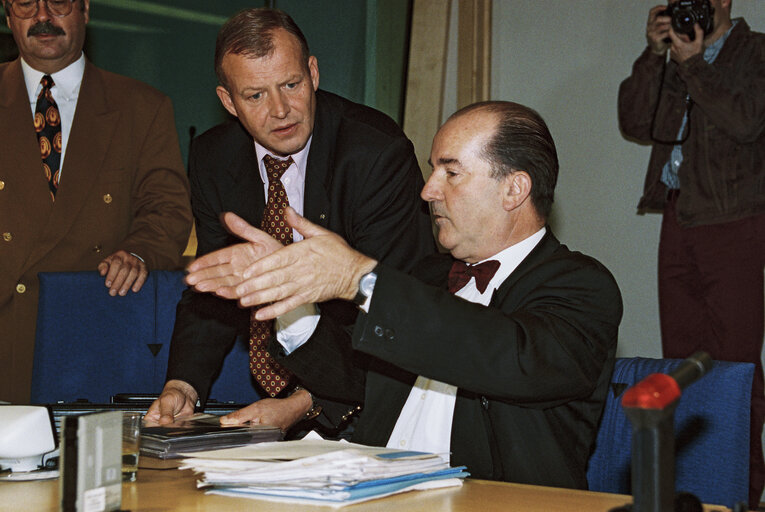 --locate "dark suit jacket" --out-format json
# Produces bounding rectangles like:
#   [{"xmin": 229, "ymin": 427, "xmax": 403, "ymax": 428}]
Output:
[
  {"xmin": 0, "ymin": 59, "xmax": 192, "ymax": 404},
  {"xmin": 166, "ymin": 89, "xmax": 435, "ymax": 409},
  {"xmin": 277, "ymin": 231, "xmax": 623, "ymax": 489}
]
